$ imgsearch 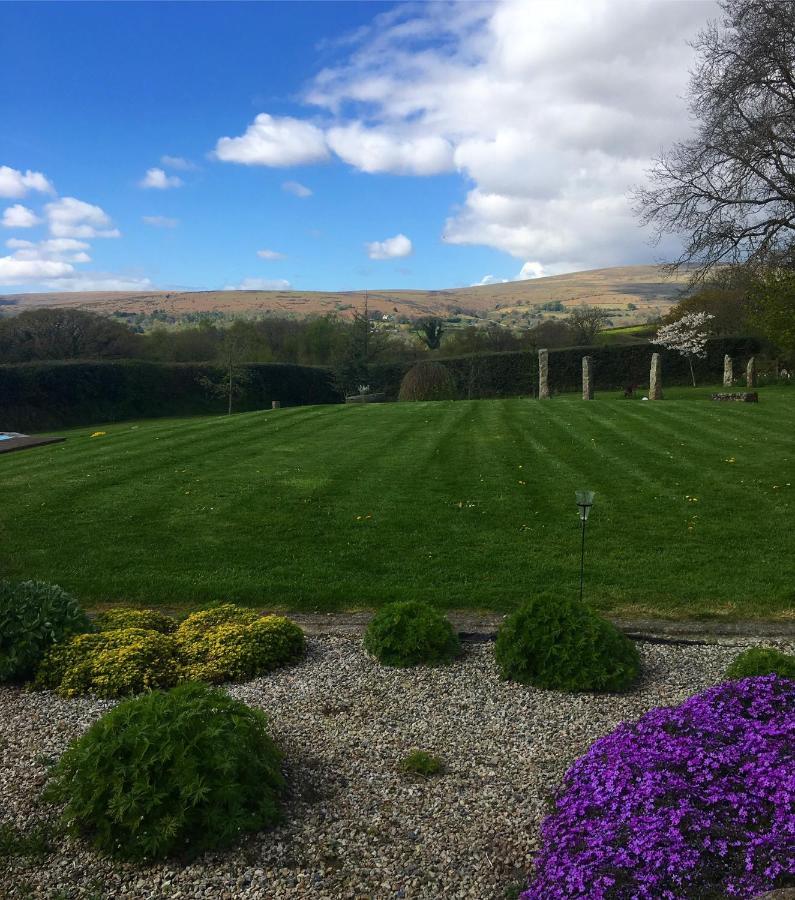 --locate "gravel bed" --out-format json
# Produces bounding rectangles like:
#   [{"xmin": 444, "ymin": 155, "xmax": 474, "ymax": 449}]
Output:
[{"xmin": 0, "ymin": 636, "xmax": 790, "ymax": 900}]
